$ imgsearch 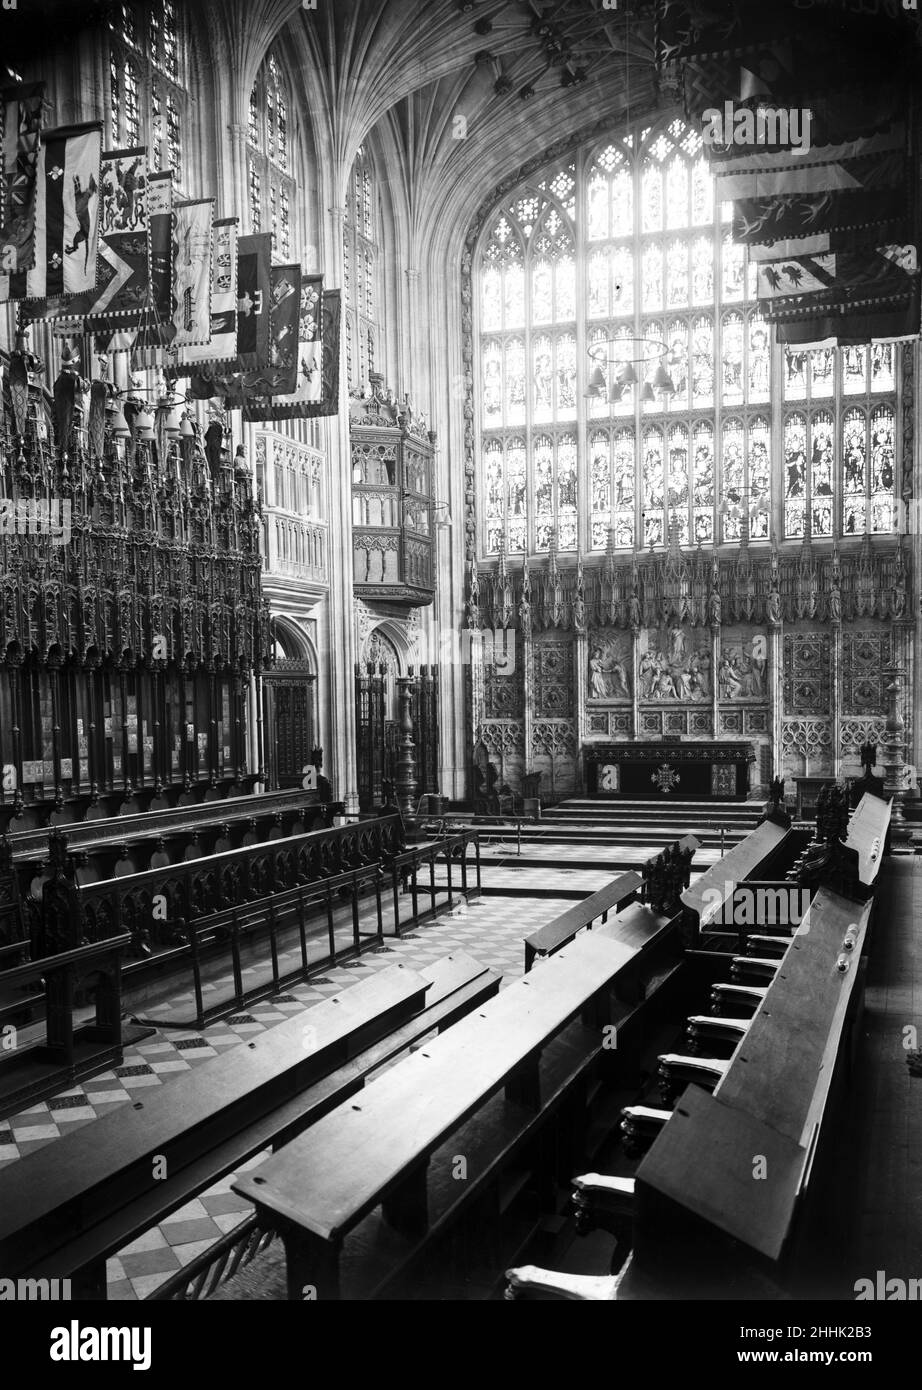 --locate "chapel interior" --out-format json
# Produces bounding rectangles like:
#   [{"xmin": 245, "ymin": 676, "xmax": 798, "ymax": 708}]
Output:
[{"xmin": 0, "ymin": 0, "xmax": 920, "ymax": 1305}]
